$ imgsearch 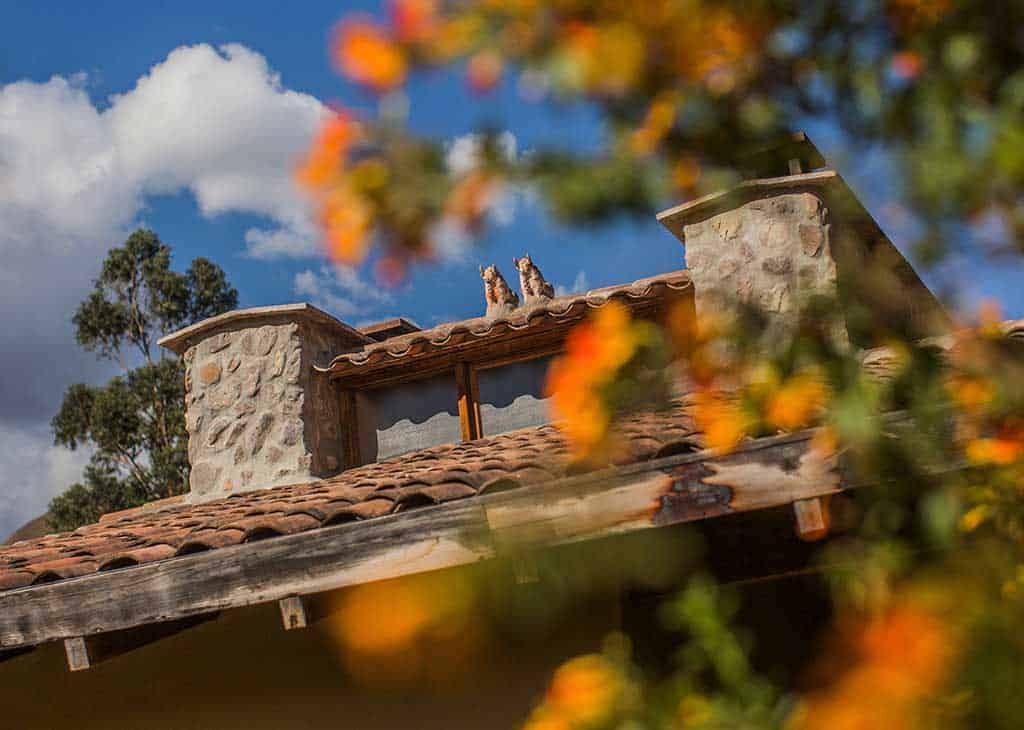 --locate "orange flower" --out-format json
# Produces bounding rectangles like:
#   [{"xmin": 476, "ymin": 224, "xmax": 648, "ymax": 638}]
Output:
[
  {"xmin": 945, "ymin": 374, "xmax": 995, "ymax": 414},
  {"xmin": 629, "ymin": 94, "xmax": 677, "ymax": 157},
  {"xmin": 318, "ymin": 183, "xmax": 373, "ymax": 264},
  {"xmin": 521, "ymin": 711, "xmax": 572, "ymax": 730},
  {"xmin": 671, "ymin": 156, "xmax": 702, "ymax": 192},
  {"xmin": 545, "ymin": 302, "xmax": 641, "ymax": 458},
  {"xmin": 966, "ymin": 436, "xmax": 1024, "ymax": 466},
  {"xmin": 389, "ymin": 0, "xmax": 437, "ymax": 43},
  {"xmin": 543, "ymin": 655, "xmax": 624, "ymax": 726},
  {"xmin": 790, "ymin": 601, "xmax": 957, "ymax": 730},
  {"xmin": 692, "ymin": 389, "xmax": 752, "ymax": 454},
  {"xmin": 295, "ymin": 111, "xmax": 360, "ymax": 189},
  {"xmin": 334, "ymin": 20, "xmax": 407, "ymax": 92},
  {"xmin": 763, "ymin": 369, "xmax": 829, "ymax": 431}
]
